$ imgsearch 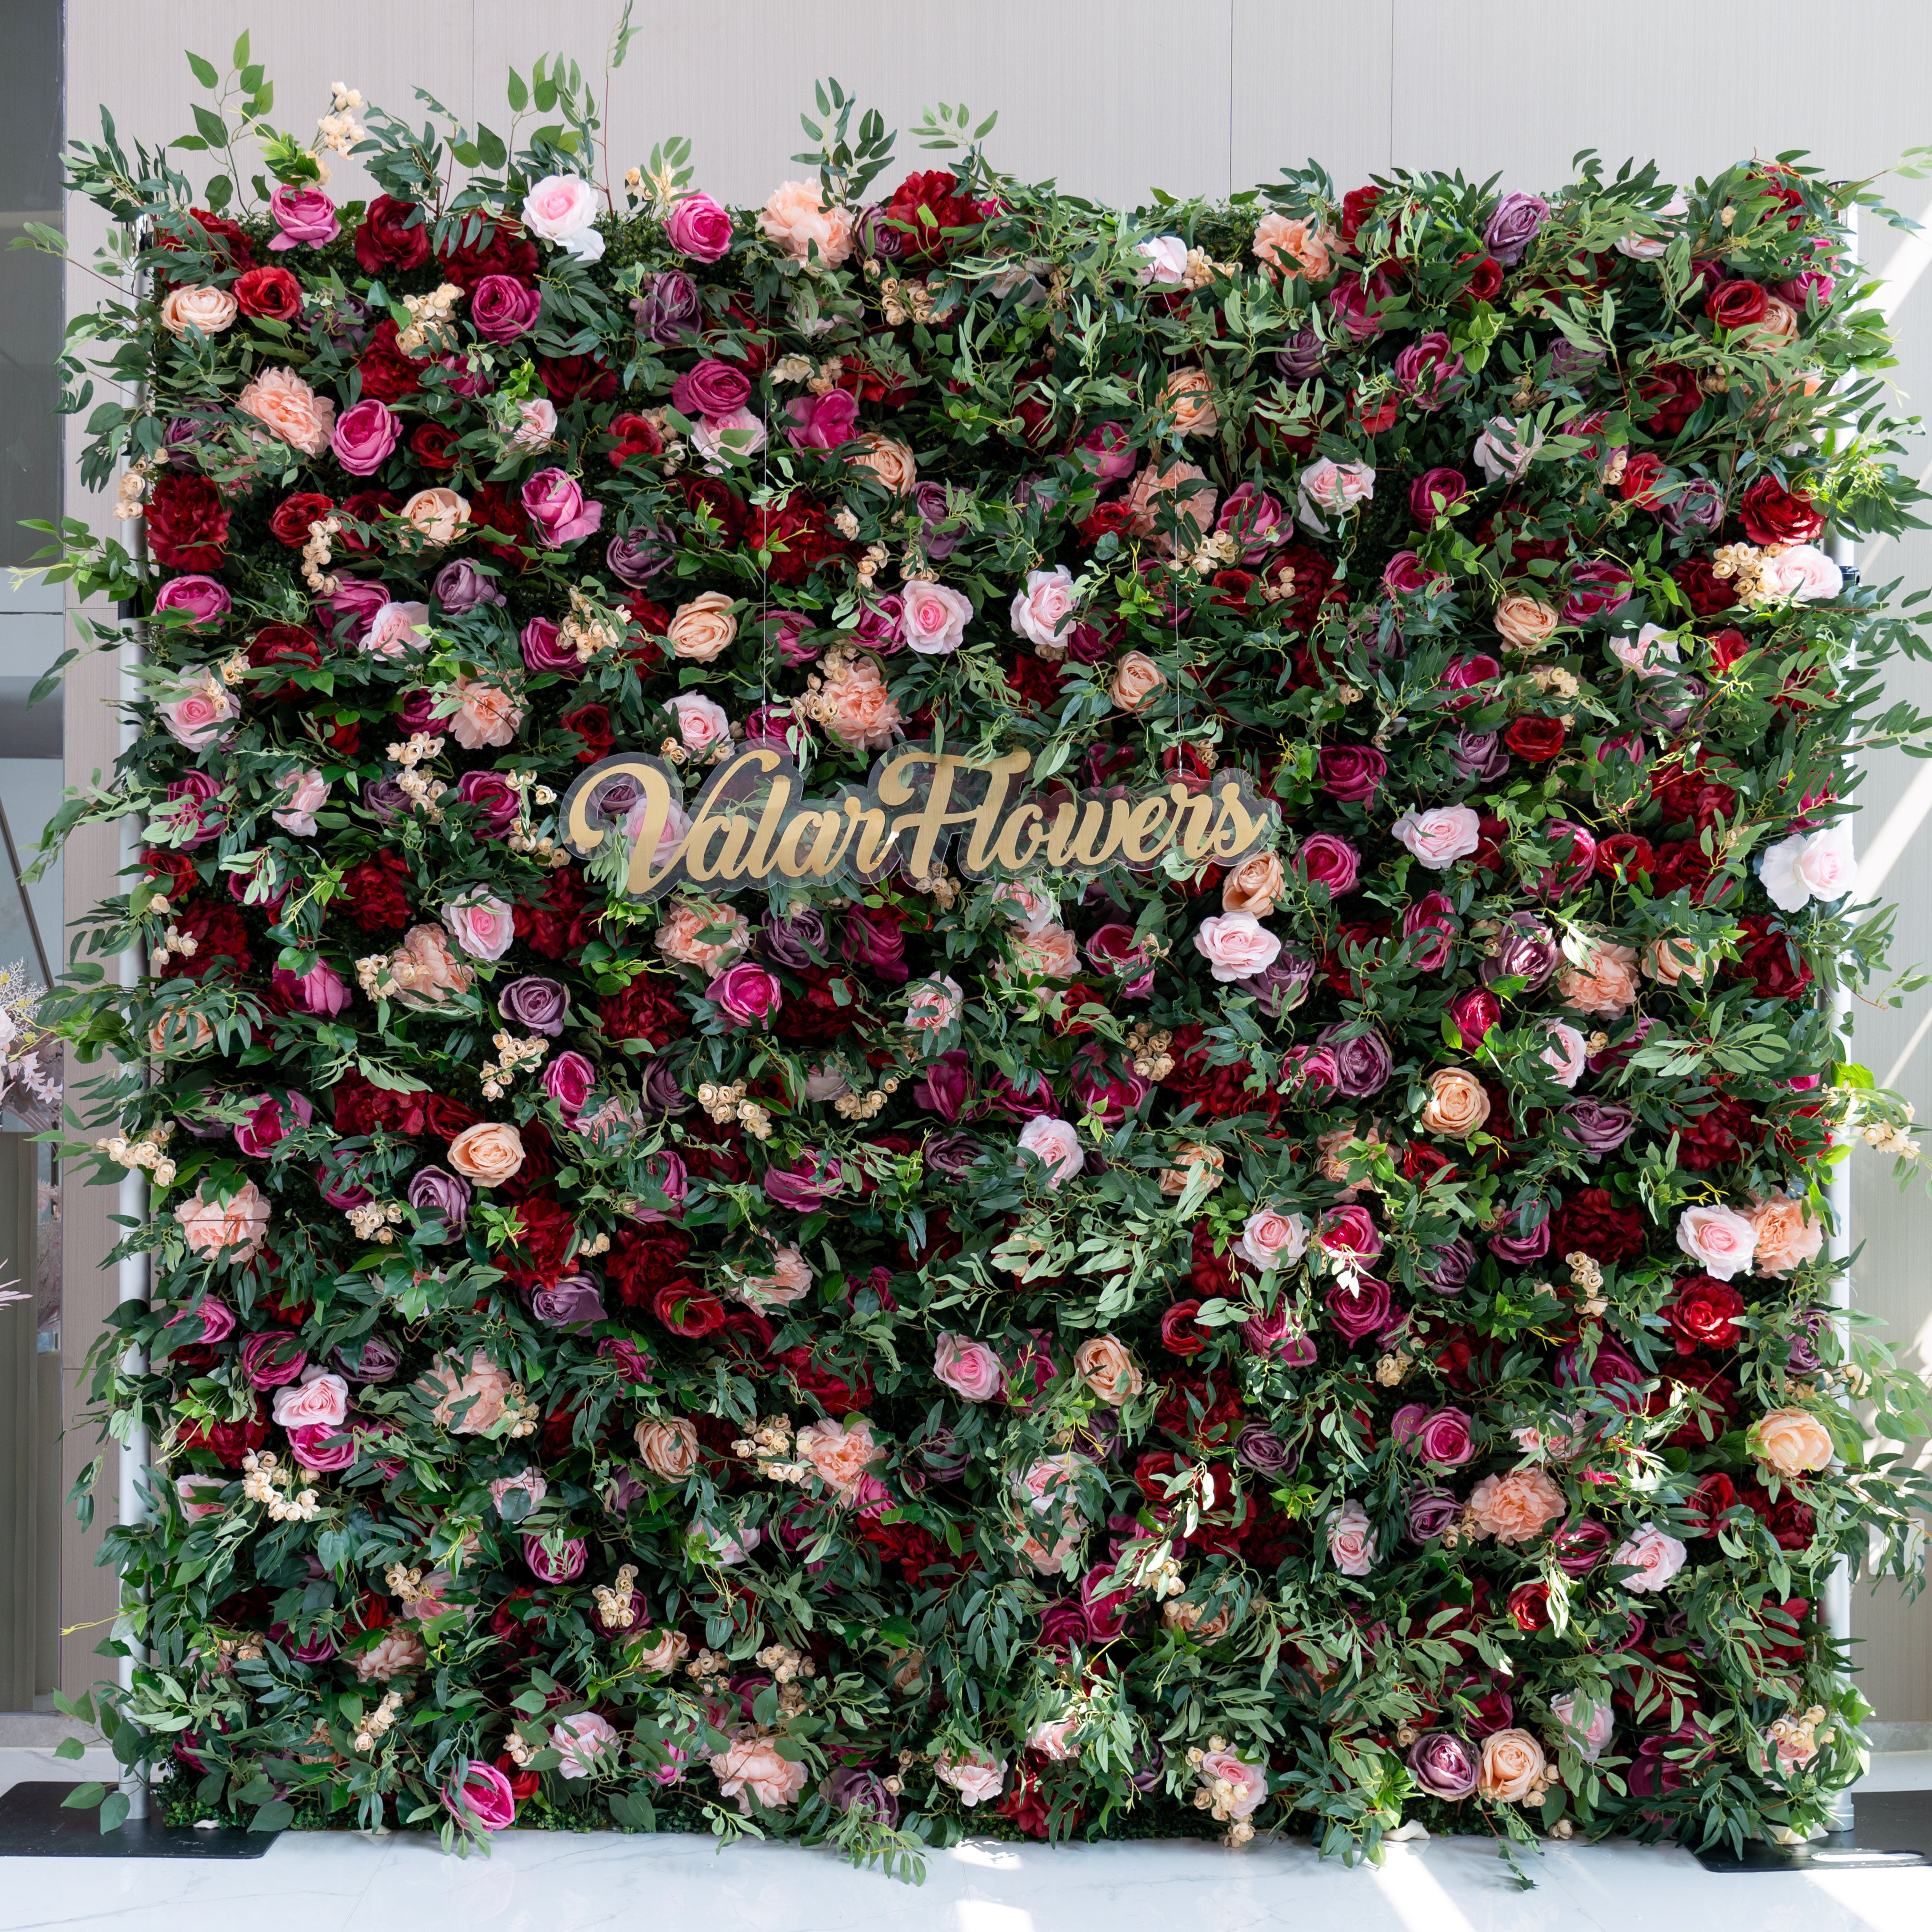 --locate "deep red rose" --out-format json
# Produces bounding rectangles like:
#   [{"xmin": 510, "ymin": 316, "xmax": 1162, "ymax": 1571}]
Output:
[
  {"xmin": 246, "ymin": 623, "xmax": 322, "ymax": 696},
  {"xmin": 607, "ymin": 412, "xmax": 665, "ymax": 468},
  {"xmin": 154, "ymin": 207, "xmax": 256, "ymax": 276},
  {"xmin": 770, "ymin": 967, "xmax": 861, "ymax": 1046},
  {"xmin": 1503, "ymin": 715, "xmax": 1567, "ymax": 762},
  {"xmin": 1705, "ymin": 625, "xmax": 1751, "ymax": 671},
  {"xmin": 1457, "ymin": 253, "xmax": 1504, "ymax": 302},
  {"xmin": 232, "ymin": 265, "xmax": 304, "ymax": 322},
  {"xmin": 1351, "ymin": 392, "xmax": 1399, "ymax": 435},
  {"xmin": 1619, "ymin": 451, "xmax": 1665, "ymax": 508},
  {"xmin": 467, "ymin": 481, "xmax": 531, "ymax": 556},
  {"xmin": 1672, "ymin": 555, "xmax": 1738, "ymax": 617},
  {"xmin": 605, "ymin": 1225, "xmax": 693, "ymax": 1308},
  {"xmin": 436, "ymin": 215, "xmax": 538, "ymax": 290},
  {"xmin": 1159, "ymin": 1299, "xmax": 1209, "ymax": 1358},
  {"xmin": 775, "ymin": 1345, "xmax": 875, "ymax": 1415},
  {"xmin": 146, "ymin": 474, "xmax": 230, "ymax": 571},
  {"xmin": 178, "ymin": 1399, "xmax": 269, "ymax": 1468},
  {"xmin": 409, "ymin": 421, "xmax": 459, "ymax": 471},
  {"xmin": 1705, "ymin": 279, "xmax": 1769, "ymax": 331},
  {"xmin": 744, "ymin": 493, "xmax": 845, "ymax": 584},
  {"xmin": 340, "ymin": 849, "xmax": 414, "ymax": 932},
  {"xmin": 514, "ymin": 866, "xmax": 593, "ymax": 961},
  {"xmin": 1665, "ymin": 1273, "xmax": 1745, "ymax": 1354},
  {"xmin": 1401, "ymin": 1142, "xmax": 1457, "ymax": 1187},
  {"xmin": 1655, "ymin": 1360, "xmax": 1740, "ymax": 1446},
  {"xmin": 1650, "ymin": 758, "xmax": 1738, "ymax": 832},
  {"xmin": 1006, "ymin": 654, "xmax": 1066, "ymax": 709},
  {"xmin": 1733, "ymin": 914, "xmax": 1814, "ymax": 1000},
  {"xmin": 143, "ymin": 848, "xmax": 198, "ymax": 899},
  {"xmin": 424, "ymin": 1095, "xmax": 482, "ymax": 1142},
  {"xmin": 1739, "ymin": 476, "xmax": 1824, "ymax": 547},
  {"xmin": 356, "ymin": 319, "xmax": 423, "ymax": 402},
  {"xmin": 269, "ymin": 491, "xmax": 336, "ymax": 548},
  {"xmin": 1686, "ymin": 1472, "xmax": 1738, "ymax": 1535},
  {"xmin": 335, "ymin": 490, "xmax": 400, "ymax": 556},
  {"xmin": 1595, "ymin": 832, "xmax": 1655, "ymax": 882},
  {"xmin": 559, "ymin": 702, "xmax": 616, "ymax": 763},
  {"xmin": 1637, "ymin": 363, "xmax": 1705, "ymax": 438},
  {"xmin": 504, "ymin": 1194, "xmax": 576, "ymax": 1289},
  {"xmin": 333, "ymin": 1068, "xmax": 427, "ymax": 1138},
  {"xmin": 599, "ymin": 979, "xmax": 687, "ymax": 1047},
  {"xmin": 537, "ymin": 352, "xmax": 620, "ymax": 404},
  {"xmin": 354, "ymin": 195, "xmax": 431, "ymax": 274},
  {"xmin": 1741, "ymin": 1482, "xmax": 1817, "ymax": 1551},
  {"xmin": 1676, "ymin": 1097, "xmax": 1754, "ymax": 1172},
  {"xmin": 1507, "ymin": 1582, "xmax": 1552, "ymax": 1632},
  {"xmin": 1339, "ymin": 186, "xmax": 1382, "ymax": 246},
  {"xmin": 1078, "ymin": 500, "xmax": 1134, "ymax": 547},
  {"xmin": 1547, "ymin": 1186, "xmax": 1647, "ymax": 1263},
  {"xmin": 882, "ymin": 169, "xmax": 987, "ymax": 264}
]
